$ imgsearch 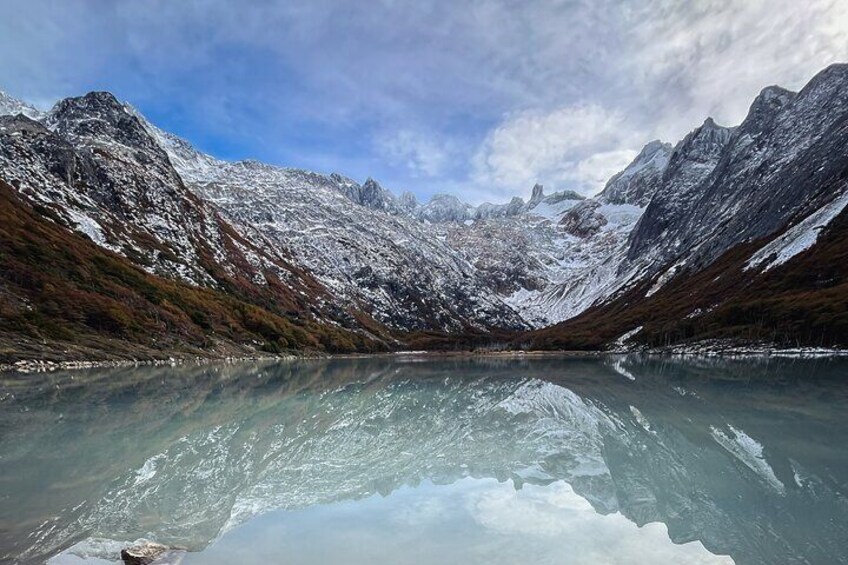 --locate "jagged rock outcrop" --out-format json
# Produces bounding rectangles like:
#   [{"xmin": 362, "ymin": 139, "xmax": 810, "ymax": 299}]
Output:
[
  {"xmin": 560, "ymin": 200, "xmax": 608, "ymax": 238},
  {"xmin": 154, "ymin": 149, "xmax": 528, "ymax": 332},
  {"xmin": 339, "ymin": 176, "xmax": 400, "ymax": 212},
  {"xmin": 625, "ymin": 117, "xmax": 735, "ymax": 266},
  {"xmin": 417, "ymin": 193, "xmax": 476, "ymax": 222},
  {"xmin": 529, "ymin": 182, "xmax": 545, "ymax": 203},
  {"xmin": 599, "ymin": 140, "xmax": 671, "ymax": 206}
]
